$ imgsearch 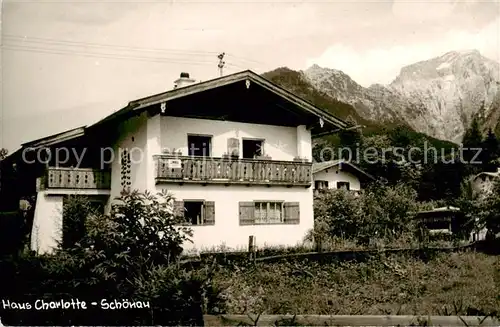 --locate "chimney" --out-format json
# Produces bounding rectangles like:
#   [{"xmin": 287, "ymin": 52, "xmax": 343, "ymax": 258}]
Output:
[{"xmin": 173, "ymin": 72, "xmax": 196, "ymax": 89}]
